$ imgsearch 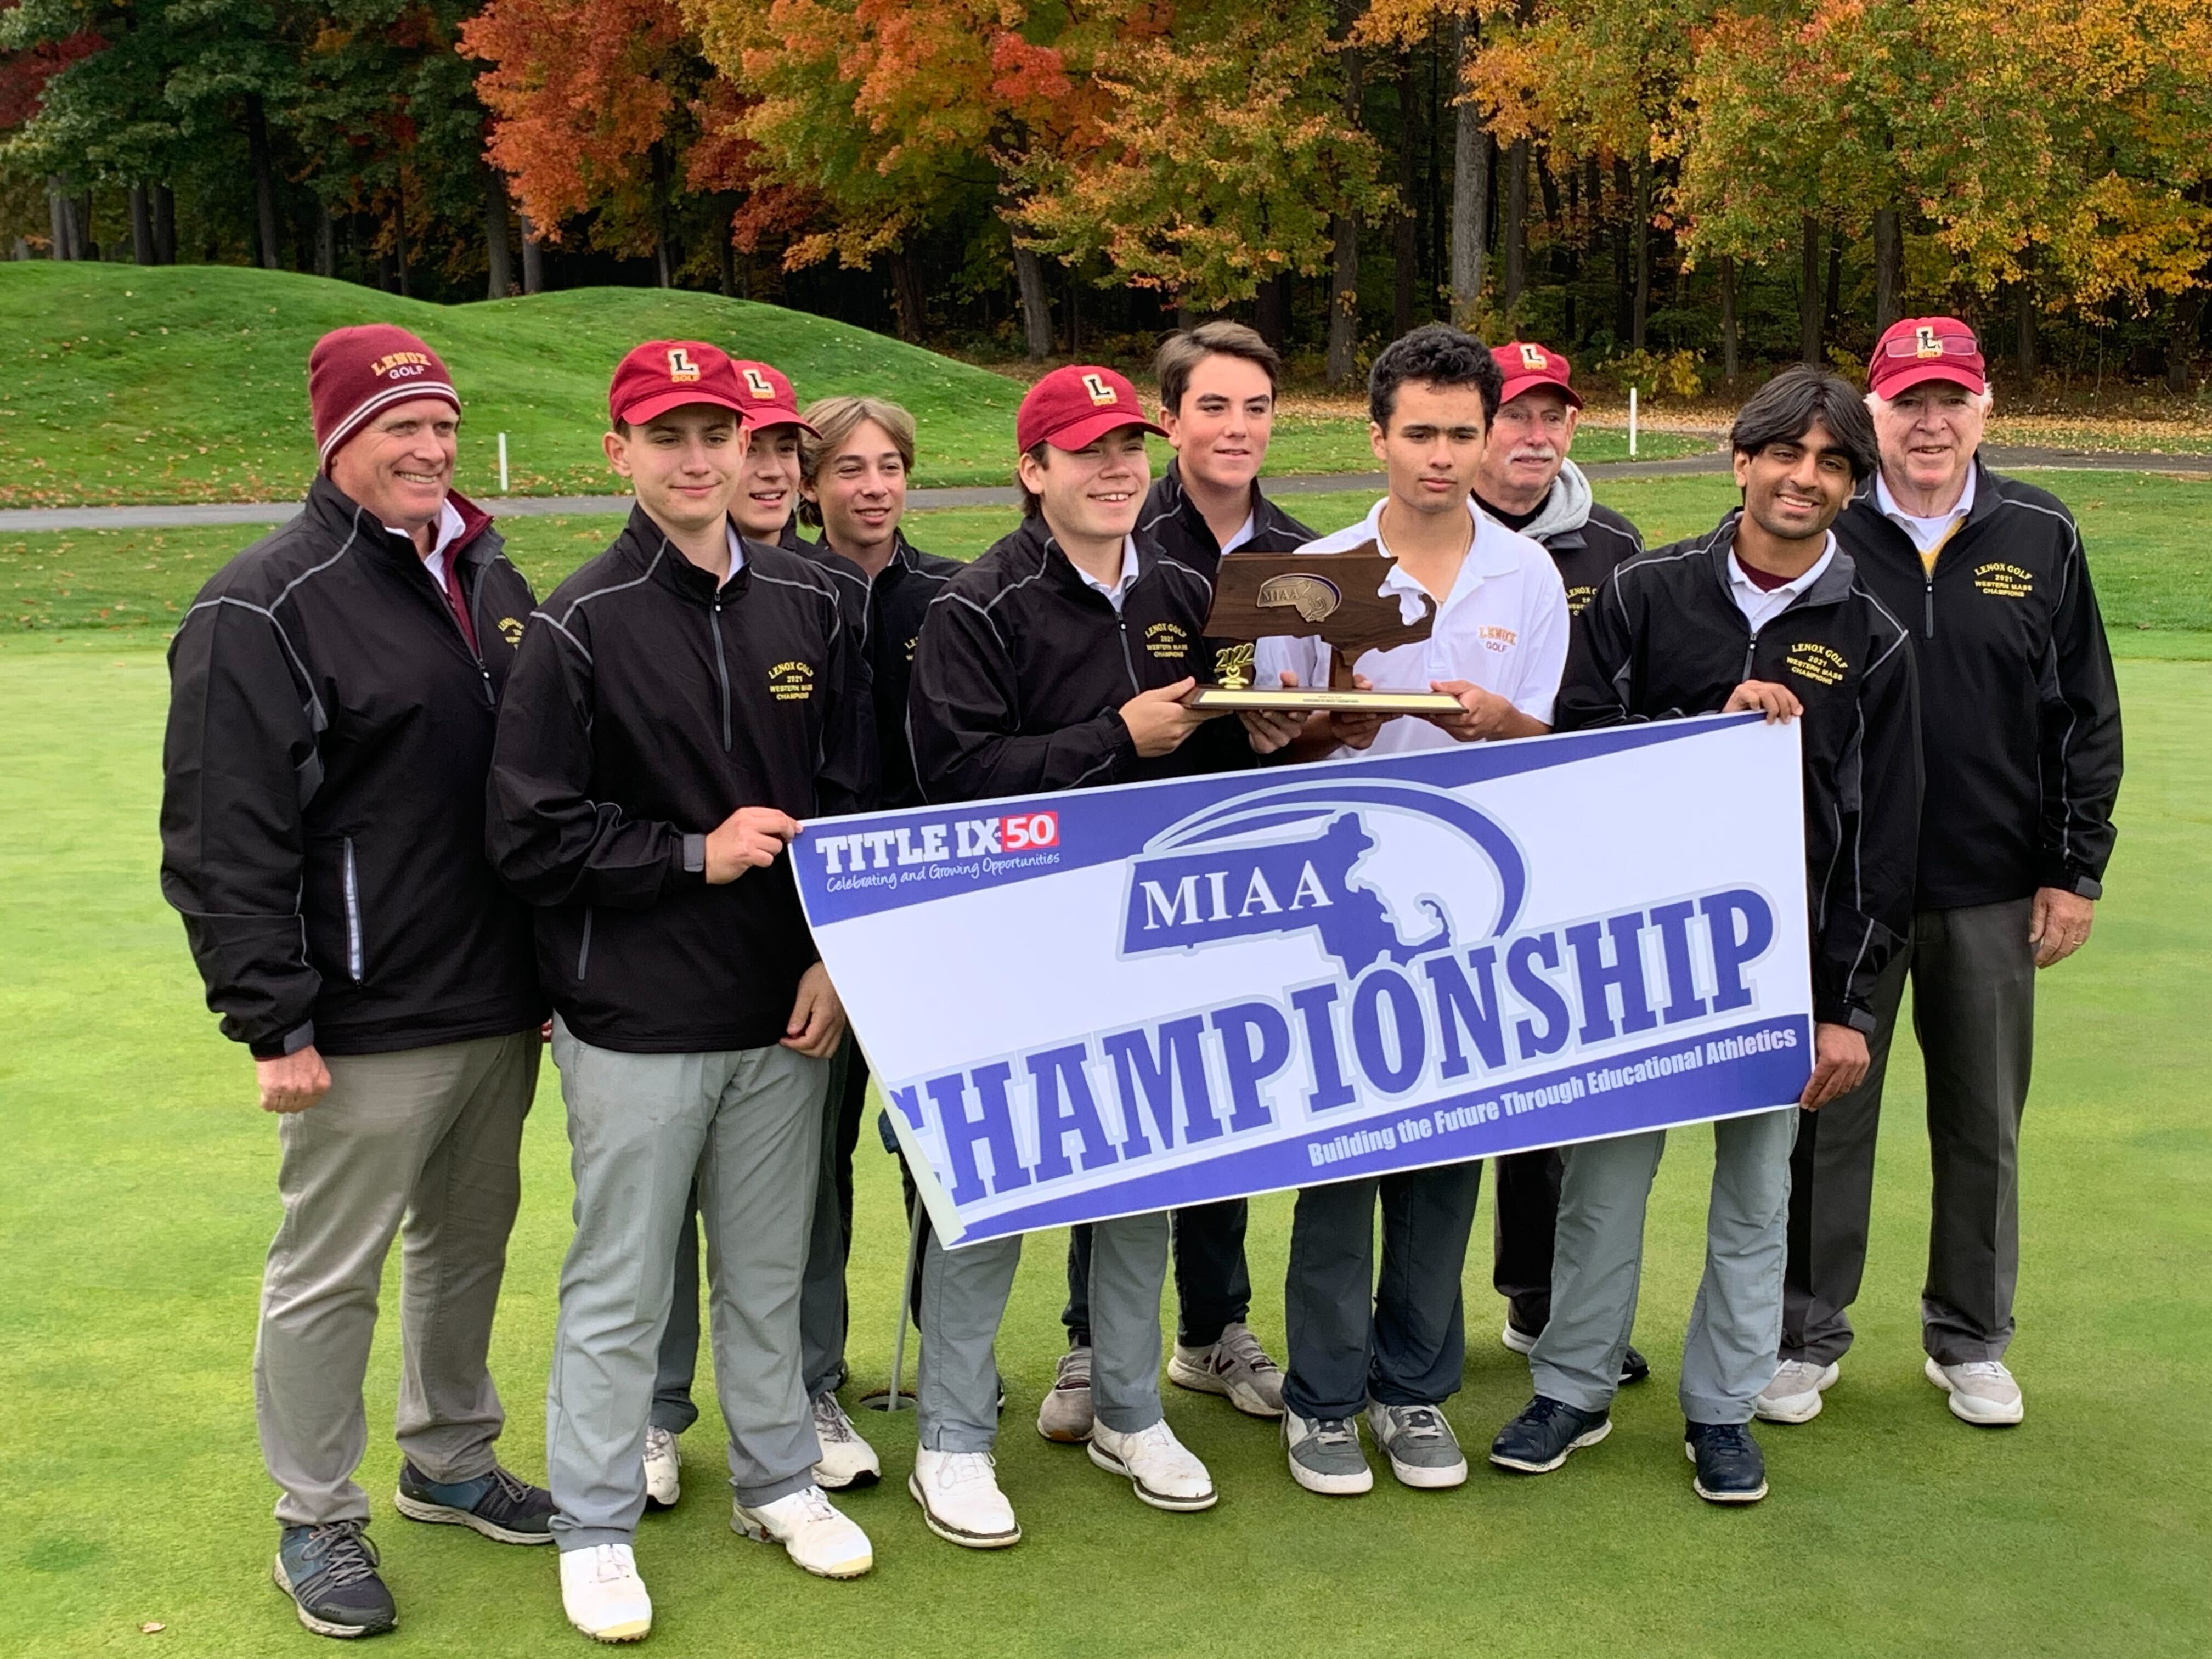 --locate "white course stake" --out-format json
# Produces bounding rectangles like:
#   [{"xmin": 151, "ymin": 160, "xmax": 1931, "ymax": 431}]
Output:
[
  {"xmin": 498, "ymin": 432, "xmax": 510, "ymax": 495},
  {"xmin": 1628, "ymin": 388, "xmax": 1639, "ymax": 459}
]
